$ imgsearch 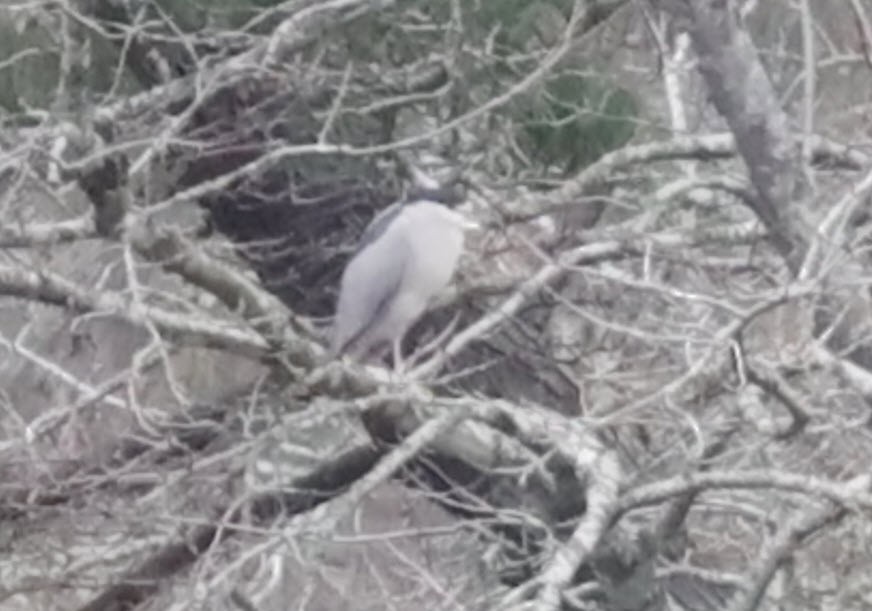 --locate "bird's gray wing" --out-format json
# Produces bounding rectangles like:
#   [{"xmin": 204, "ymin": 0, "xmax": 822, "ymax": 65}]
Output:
[
  {"xmin": 356, "ymin": 201, "xmax": 403, "ymax": 252},
  {"xmin": 404, "ymin": 185, "xmax": 463, "ymax": 206},
  {"xmin": 355, "ymin": 189, "xmax": 460, "ymax": 253},
  {"xmin": 330, "ymin": 229, "xmax": 408, "ymax": 357}
]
